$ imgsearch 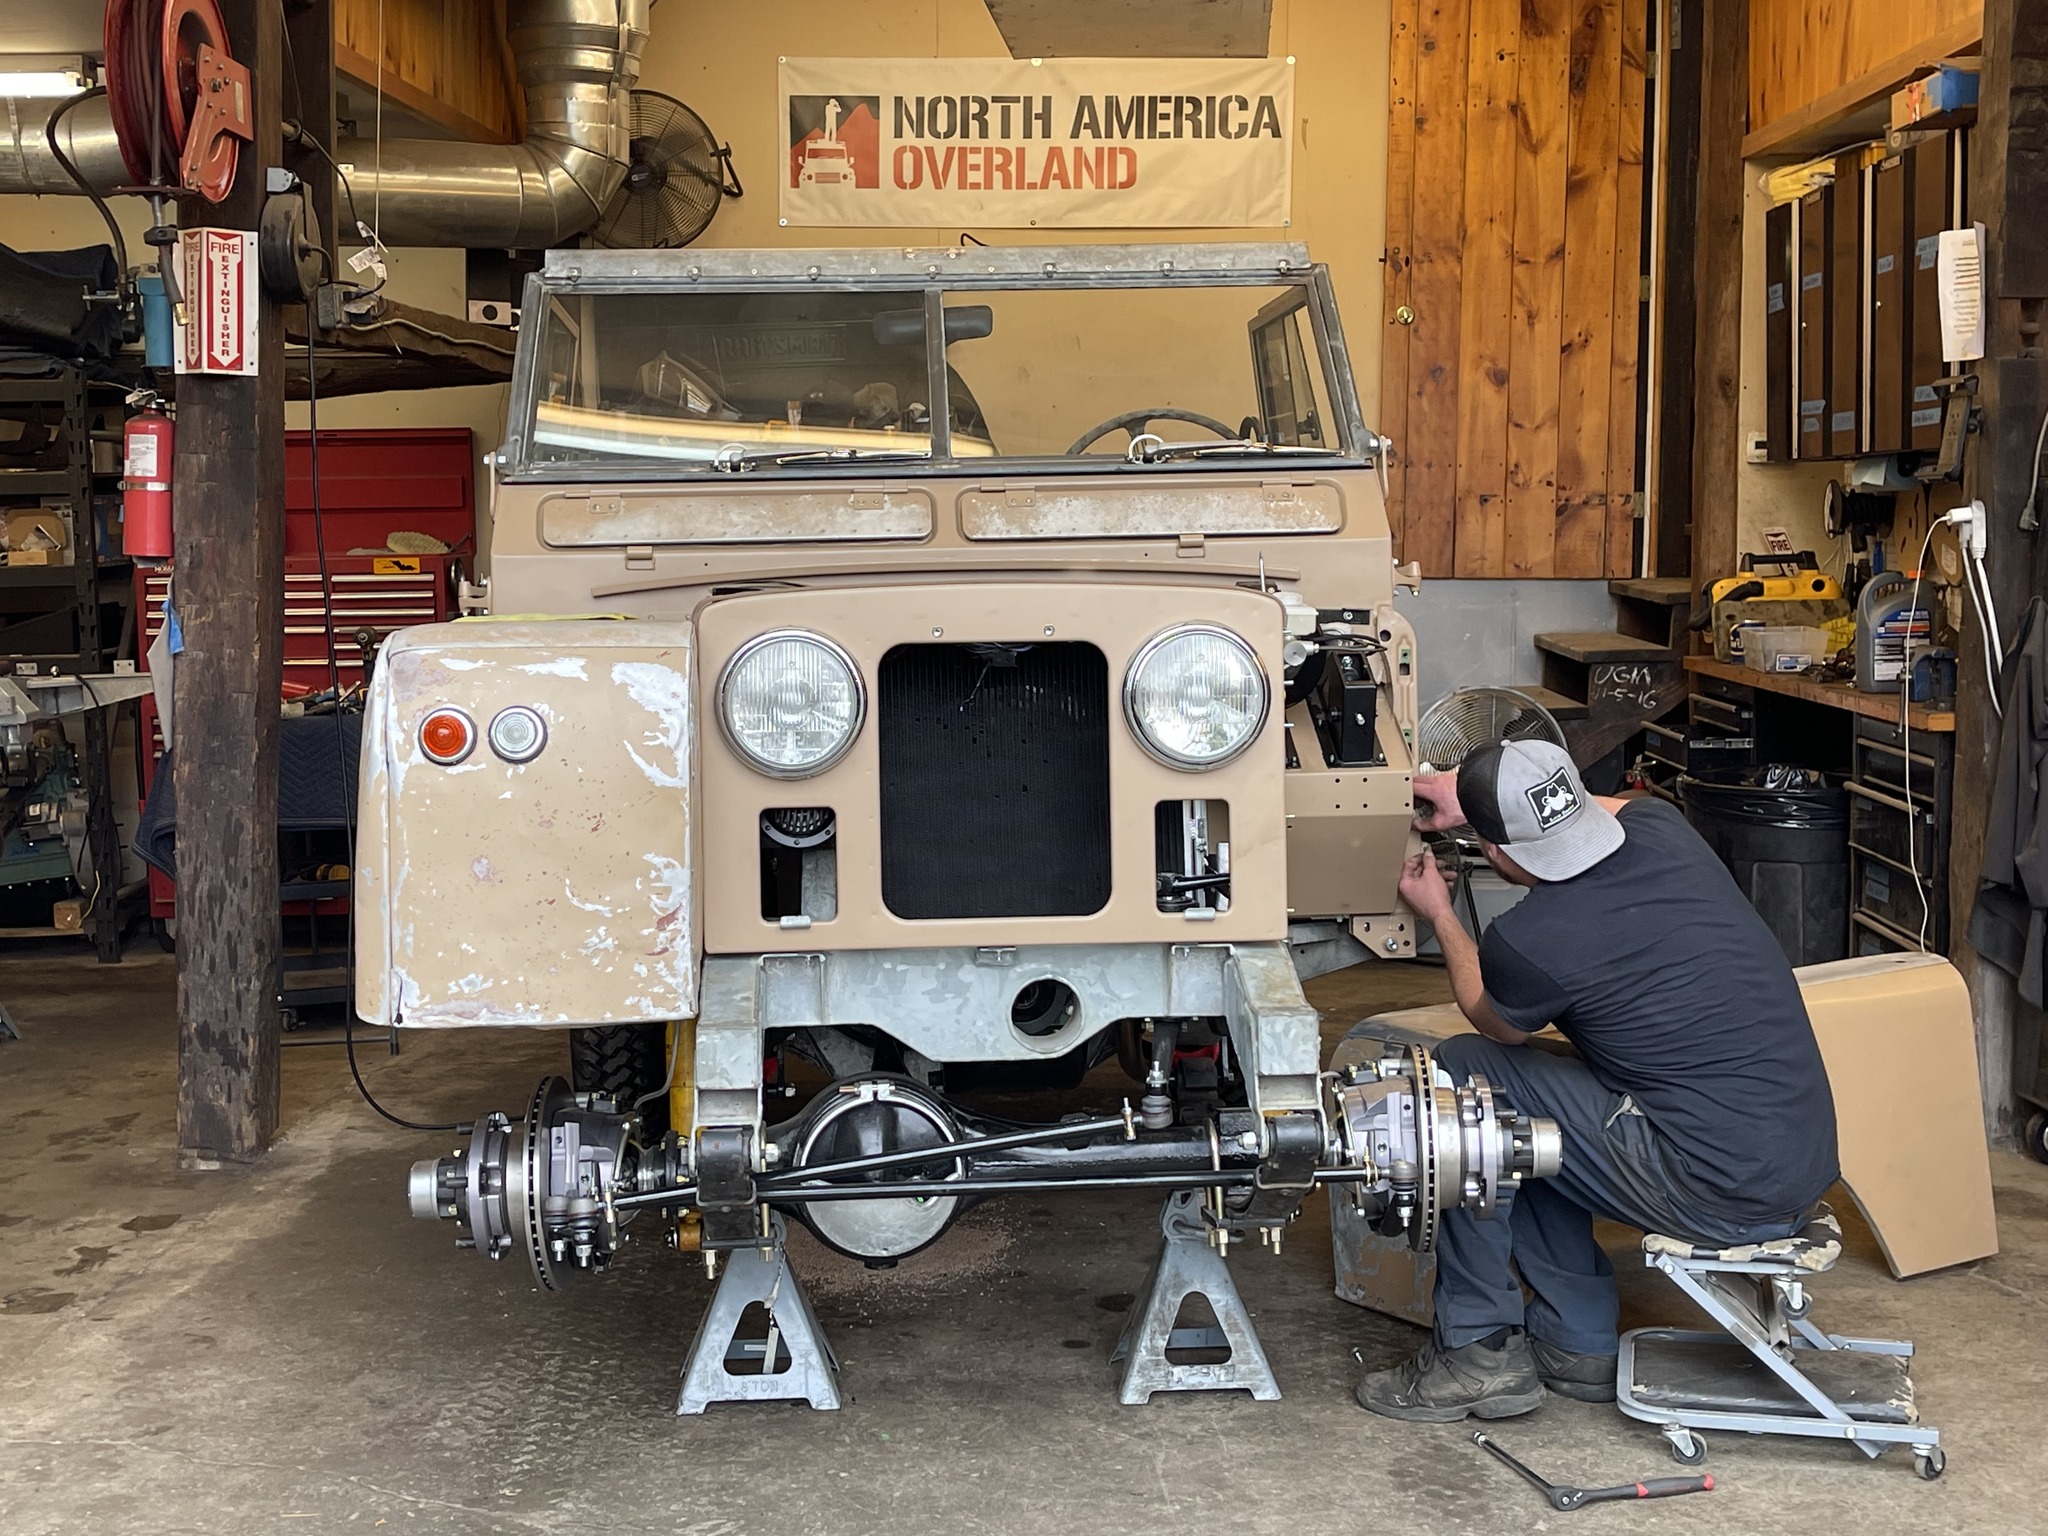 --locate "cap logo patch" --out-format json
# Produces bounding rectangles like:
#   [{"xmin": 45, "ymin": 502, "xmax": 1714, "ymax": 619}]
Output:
[{"xmin": 1526, "ymin": 767, "xmax": 1580, "ymax": 831}]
